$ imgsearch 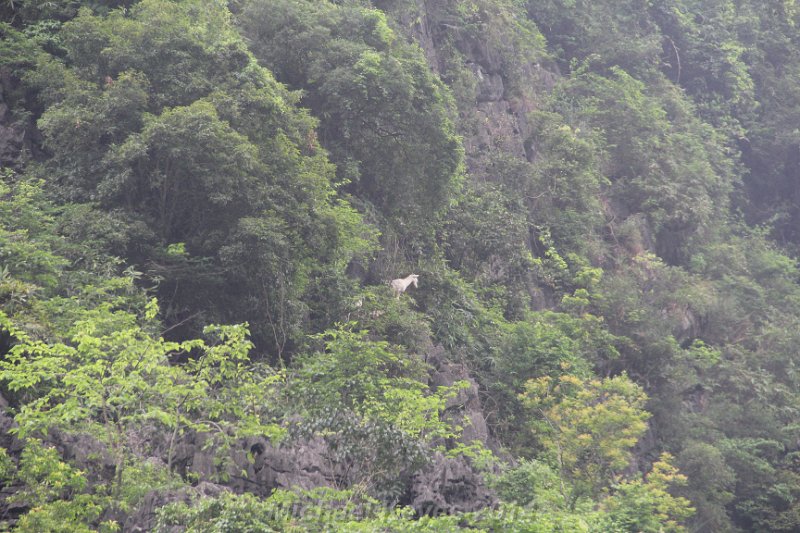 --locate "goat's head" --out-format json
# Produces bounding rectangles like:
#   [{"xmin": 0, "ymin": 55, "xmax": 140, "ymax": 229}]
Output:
[{"xmin": 410, "ymin": 274, "xmax": 419, "ymax": 288}]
